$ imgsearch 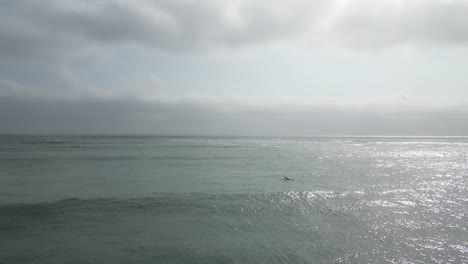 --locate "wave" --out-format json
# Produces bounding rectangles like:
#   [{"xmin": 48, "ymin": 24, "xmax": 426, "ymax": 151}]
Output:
[
  {"xmin": 0, "ymin": 191, "xmax": 351, "ymax": 220},
  {"xmin": 20, "ymin": 139, "xmax": 71, "ymax": 145},
  {"xmin": 2, "ymin": 191, "xmax": 466, "ymax": 264}
]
